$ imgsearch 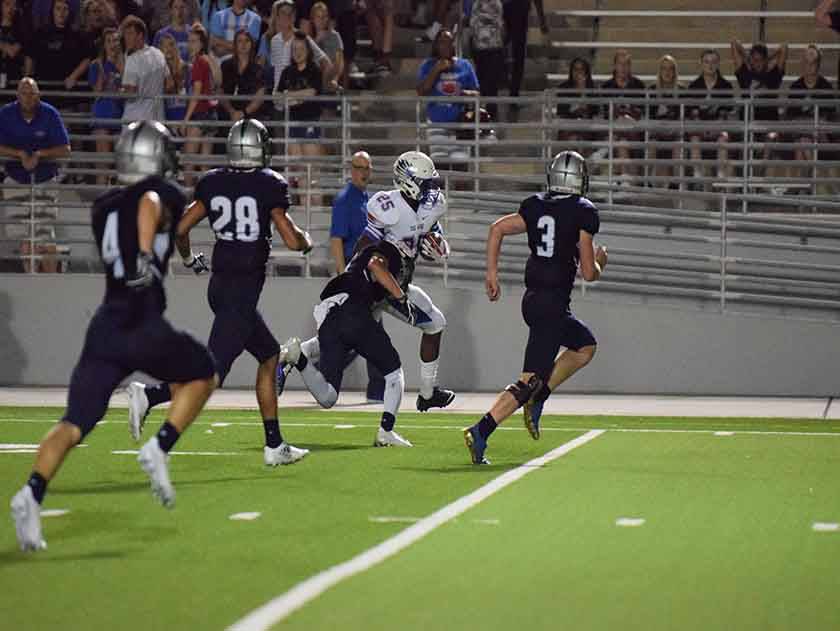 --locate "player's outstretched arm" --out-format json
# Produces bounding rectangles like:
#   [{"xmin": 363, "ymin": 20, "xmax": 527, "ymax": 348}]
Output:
[
  {"xmin": 175, "ymin": 199, "xmax": 210, "ymax": 272},
  {"xmin": 486, "ymin": 213, "xmax": 527, "ymax": 302},
  {"xmin": 579, "ymin": 230, "xmax": 607, "ymax": 282},
  {"xmin": 272, "ymin": 207, "xmax": 313, "ymax": 253},
  {"xmin": 137, "ymin": 191, "xmax": 163, "ymax": 253}
]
